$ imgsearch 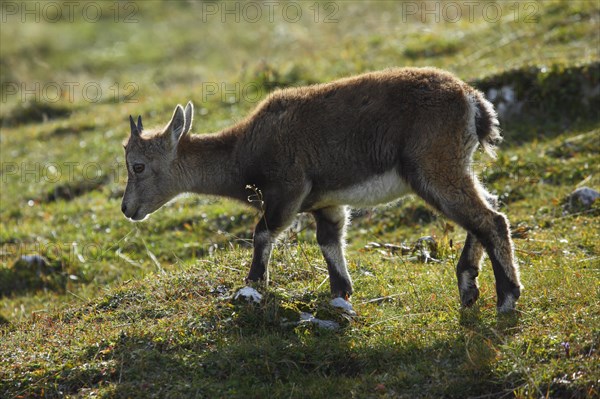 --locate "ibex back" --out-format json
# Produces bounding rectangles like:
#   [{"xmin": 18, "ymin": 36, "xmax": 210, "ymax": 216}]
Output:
[{"xmin": 122, "ymin": 67, "xmax": 522, "ymax": 312}]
